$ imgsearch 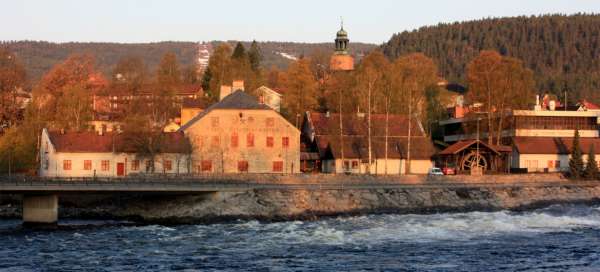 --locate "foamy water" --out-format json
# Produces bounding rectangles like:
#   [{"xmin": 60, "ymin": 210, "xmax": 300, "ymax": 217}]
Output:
[{"xmin": 2, "ymin": 204, "xmax": 600, "ymax": 271}]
